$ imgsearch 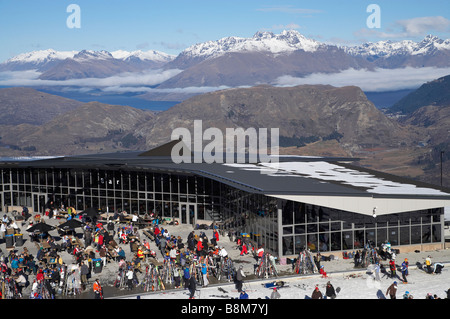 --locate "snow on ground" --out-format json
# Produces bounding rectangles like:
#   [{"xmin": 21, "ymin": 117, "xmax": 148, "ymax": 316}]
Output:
[{"xmin": 119, "ymin": 265, "xmax": 450, "ymax": 300}]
